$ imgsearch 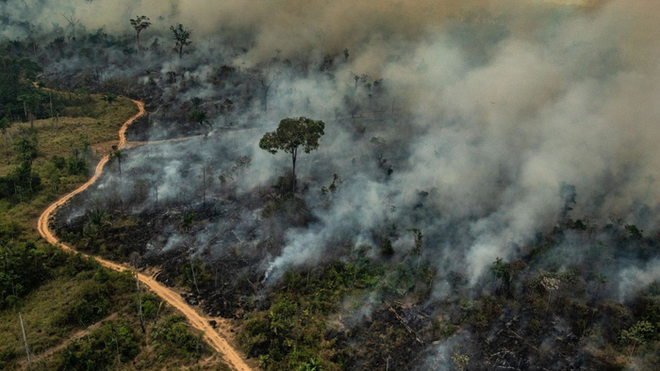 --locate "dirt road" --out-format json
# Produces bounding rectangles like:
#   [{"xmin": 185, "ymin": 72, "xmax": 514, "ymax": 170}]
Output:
[{"xmin": 36, "ymin": 98, "xmax": 255, "ymax": 371}]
